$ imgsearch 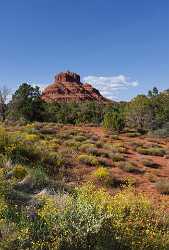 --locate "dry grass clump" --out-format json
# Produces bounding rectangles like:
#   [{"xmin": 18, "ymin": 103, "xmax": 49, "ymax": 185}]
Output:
[
  {"xmin": 142, "ymin": 158, "xmax": 160, "ymax": 169},
  {"xmin": 92, "ymin": 168, "xmax": 125, "ymax": 188},
  {"xmin": 156, "ymin": 179, "xmax": 169, "ymax": 194},
  {"xmin": 64, "ymin": 139, "xmax": 81, "ymax": 149},
  {"xmin": 113, "ymin": 142, "xmax": 125, "ymax": 148},
  {"xmin": 104, "ymin": 143, "xmax": 127, "ymax": 154},
  {"xmin": 80, "ymin": 143, "xmax": 110, "ymax": 158},
  {"xmin": 73, "ymin": 135, "xmax": 87, "ymax": 142},
  {"xmin": 136, "ymin": 146, "xmax": 166, "ymax": 156},
  {"xmin": 97, "ymin": 157, "xmax": 113, "ymax": 167},
  {"xmin": 110, "ymin": 134, "xmax": 120, "ymax": 140},
  {"xmin": 0, "ymin": 154, "xmax": 10, "ymax": 168},
  {"xmin": 77, "ymin": 154, "xmax": 98, "ymax": 166},
  {"xmin": 109, "ymin": 153, "xmax": 125, "ymax": 162},
  {"xmin": 144, "ymin": 173, "xmax": 157, "ymax": 183},
  {"xmin": 79, "ymin": 143, "xmax": 96, "ymax": 152},
  {"xmin": 90, "ymin": 134, "xmax": 99, "ymax": 141},
  {"xmin": 103, "ymin": 143, "xmax": 113, "ymax": 150},
  {"xmin": 42, "ymin": 139, "xmax": 60, "ymax": 151},
  {"xmin": 111, "ymin": 143, "xmax": 127, "ymax": 153},
  {"xmin": 92, "ymin": 167, "xmax": 110, "ymax": 185},
  {"xmin": 116, "ymin": 161, "xmax": 145, "ymax": 174},
  {"xmin": 42, "ymin": 152, "xmax": 65, "ymax": 175},
  {"xmin": 31, "ymin": 167, "xmax": 50, "ymax": 189},
  {"xmin": 58, "ymin": 131, "xmax": 74, "ymax": 140},
  {"xmin": 12, "ymin": 164, "xmax": 28, "ymax": 179},
  {"xmin": 123, "ymin": 176, "xmax": 137, "ymax": 187},
  {"xmin": 95, "ymin": 141, "xmax": 104, "ymax": 148},
  {"xmin": 127, "ymin": 141, "xmax": 143, "ymax": 150},
  {"xmin": 127, "ymin": 132, "xmax": 142, "ymax": 137},
  {"xmin": 84, "ymin": 147, "xmax": 101, "ymax": 156},
  {"xmin": 38, "ymin": 127, "xmax": 58, "ymax": 135},
  {"xmin": 92, "ymin": 148, "xmax": 110, "ymax": 157}
]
